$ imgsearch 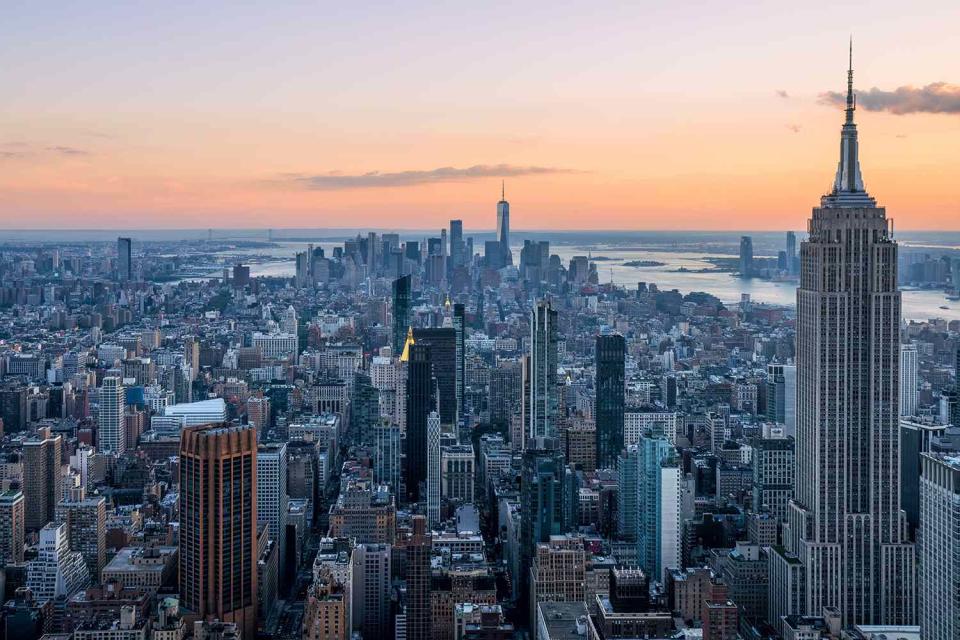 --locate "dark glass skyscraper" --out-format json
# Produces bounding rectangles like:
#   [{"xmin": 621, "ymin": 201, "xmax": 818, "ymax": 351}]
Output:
[
  {"xmin": 392, "ymin": 275, "xmax": 411, "ymax": 355},
  {"xmin": 412, "ymin": 327, "xmax": 456, "ymax": 425},
  {"xmin": 529, "ymin": 300, "xmax": 559, "ymax": 441},
  {"xmin": 595, "ymin": 334, "xmax": 626, "ymax": 469},
  {"xmin": 405, "ymin": 343, "xmax": 435, "ymax": 502},
  {"xmin": 117, "ymin": 236, "xmax": 132, "ymax": 282},
  {"xmin": 519, "ymin": 441, "xmax": 566, "ymax": 610},
  {"xmin": 453, "ymin": 303, "xmax": 465, "ymax": 422}
]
